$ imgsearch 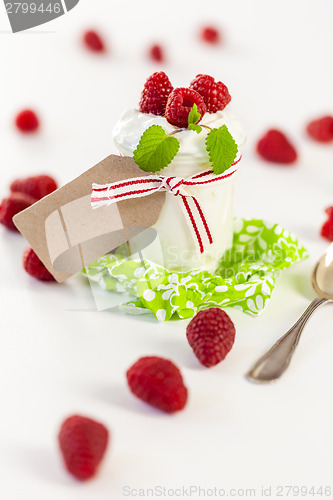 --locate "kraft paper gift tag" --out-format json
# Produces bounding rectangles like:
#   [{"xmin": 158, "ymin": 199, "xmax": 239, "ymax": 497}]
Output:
[{"xmin": 13, "ymin": 154, "xmax": 165, "ymax": 283}]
